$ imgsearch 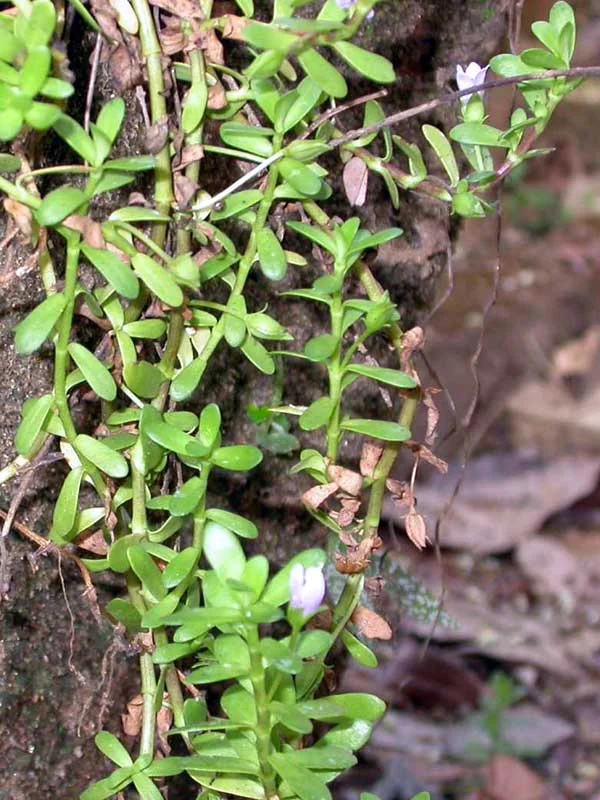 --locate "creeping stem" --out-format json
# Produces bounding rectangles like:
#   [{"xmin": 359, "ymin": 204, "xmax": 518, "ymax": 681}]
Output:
[{"xmin": 246, "ymin": 625, "xmax": 277, "ymax": 799}]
